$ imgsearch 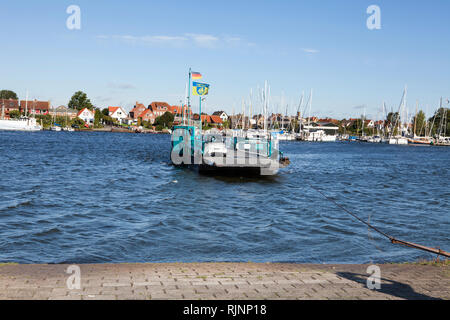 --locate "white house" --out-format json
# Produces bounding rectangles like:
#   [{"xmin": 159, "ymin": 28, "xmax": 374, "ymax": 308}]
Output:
[
  {"xmin": 212, "ymin": 111, "xmax": 229, "ymax": 122},
  {"xmin": 108, "ymin": 106, "xmax": 128, "ymax": 124},
  {"xmin": 77, "ymin": 108, "xmax": 95, "ymax": 124}
]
